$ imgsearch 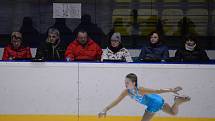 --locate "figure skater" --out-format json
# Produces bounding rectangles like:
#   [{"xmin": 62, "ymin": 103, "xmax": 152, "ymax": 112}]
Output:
[{"xmin": 98, "ymin": 73, "xmax": 190, "ymax": 121}]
